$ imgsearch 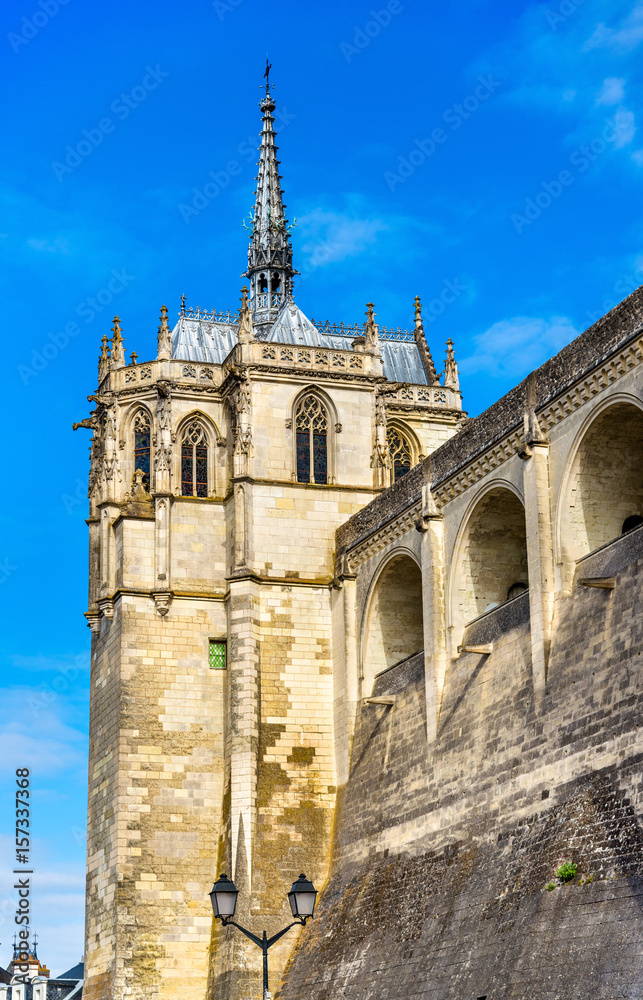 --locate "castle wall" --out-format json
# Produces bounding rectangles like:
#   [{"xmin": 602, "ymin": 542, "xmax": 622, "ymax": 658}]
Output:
[
  {"xmin": 278, "ymin": 292, "xmax": 643, "ymax": 1000},
  {"xmin": 279, "ymin": 531, "xmax": 643, "ymax": 1000}
]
